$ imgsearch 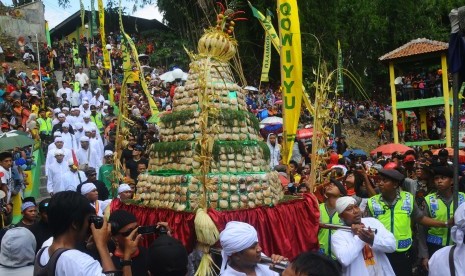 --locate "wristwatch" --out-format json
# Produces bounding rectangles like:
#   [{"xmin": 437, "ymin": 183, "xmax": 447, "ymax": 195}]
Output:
[{"xmin": 120, "ymin": 259, "xmax": 132, "ymax": 267}]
